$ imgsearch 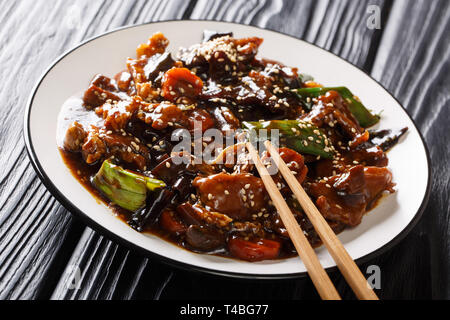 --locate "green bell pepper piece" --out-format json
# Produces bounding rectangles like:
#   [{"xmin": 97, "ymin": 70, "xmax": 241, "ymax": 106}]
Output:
[{"xmin": 242, "ymin": 120, "xmax": 334, "ymax": 159}]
